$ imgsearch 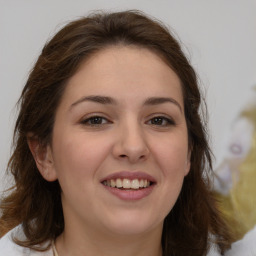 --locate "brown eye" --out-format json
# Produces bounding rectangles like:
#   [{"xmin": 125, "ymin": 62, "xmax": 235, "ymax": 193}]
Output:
[
  {"xmin": 81, "ymin": 116, "xmax": 109, "ymax": 126},
  {"xmin": 148, "ymin": 117, "xmax": 174, "ymax": 126}
]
